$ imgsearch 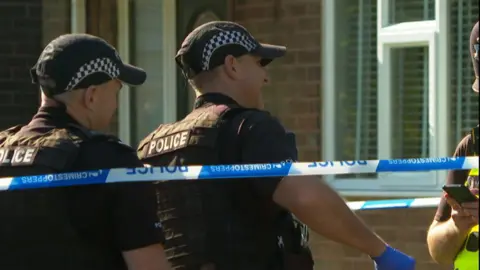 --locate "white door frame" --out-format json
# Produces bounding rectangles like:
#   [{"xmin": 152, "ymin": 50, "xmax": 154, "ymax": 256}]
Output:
[
  {"xmin": 70, "ymin": 0, "xmax": 178, "ymax": 145},
  {"xmin": 70, "ymin": 0, "xmax": 86, "ymax": 33}
]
